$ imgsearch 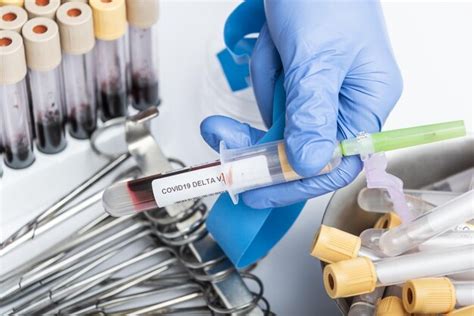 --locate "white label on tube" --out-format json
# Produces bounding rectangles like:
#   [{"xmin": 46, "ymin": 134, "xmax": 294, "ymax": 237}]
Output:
[
  {"xmin": 227, "ymin": 155, "xmax": 272, "ymax": 192},
  {"xmin": 152, "ymin": 165, "xmax": 226, "ymax": 207}
]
